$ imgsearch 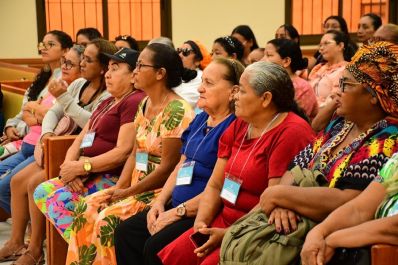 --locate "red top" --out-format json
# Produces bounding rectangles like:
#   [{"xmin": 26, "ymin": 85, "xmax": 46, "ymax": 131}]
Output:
[
  {"xmin": 217, "ymin": 112, "xmax": 315, "ymax": 225},
  {"xmin": 83, "ymin": 89, "xmax": 145, "ymax": 175}
]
